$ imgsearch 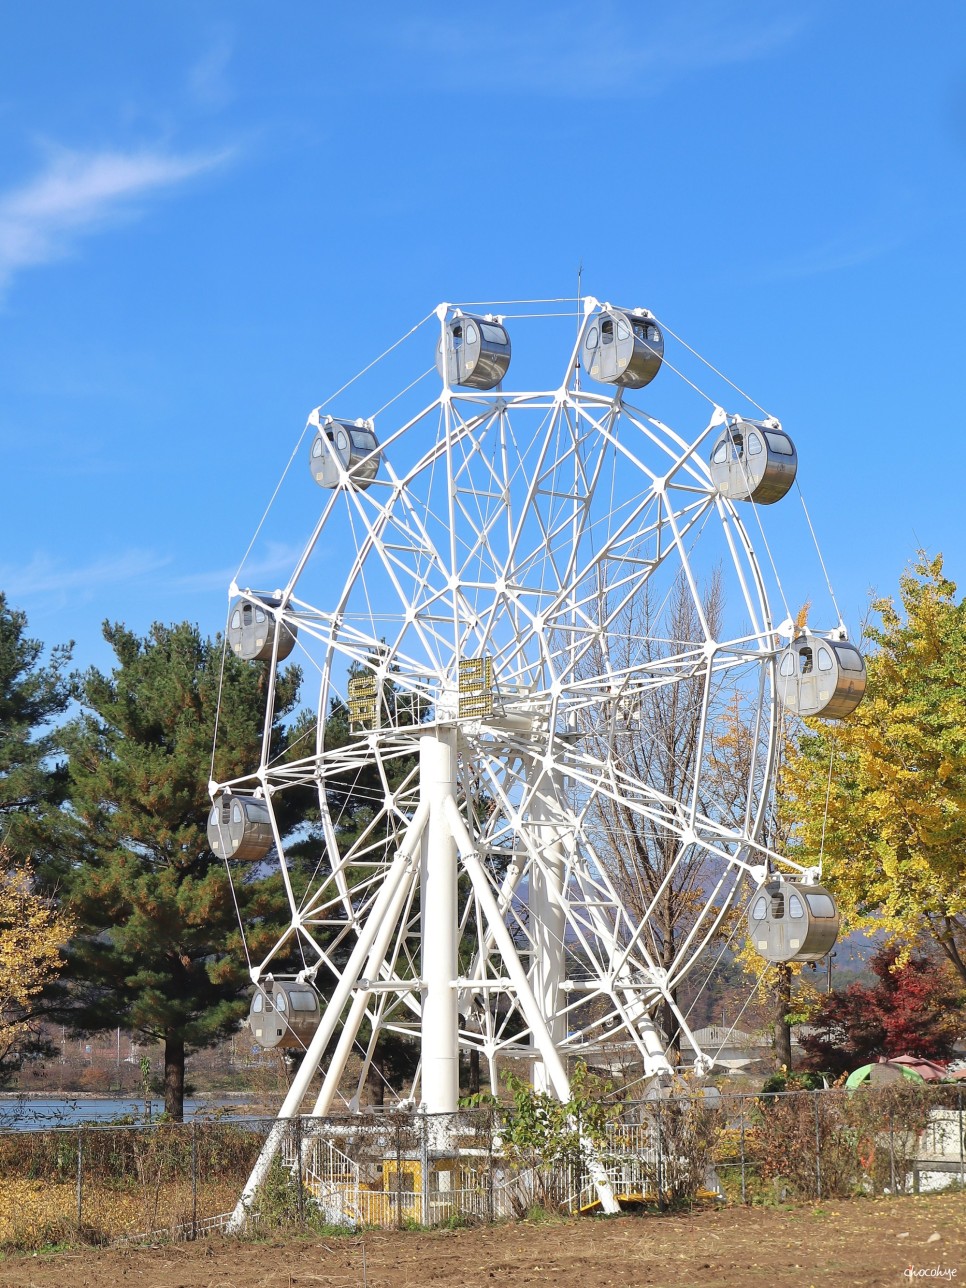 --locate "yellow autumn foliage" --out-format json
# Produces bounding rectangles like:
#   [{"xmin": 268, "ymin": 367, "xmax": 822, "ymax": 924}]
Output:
[
  {"xmin": 0, "ymin": 847, "xmax": 75, "ymax": 1065},
  {"xmin": 784, "ymin": 554, "xmax": 966, "ymax": 981}
]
